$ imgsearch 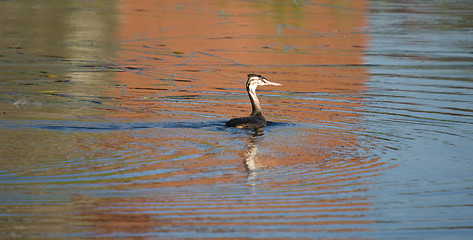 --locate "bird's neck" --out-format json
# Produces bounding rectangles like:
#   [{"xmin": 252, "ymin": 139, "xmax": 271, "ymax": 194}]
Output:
[{"xmin": 248, "ymin": 88, "xmax": 265, "ymax": 120}]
